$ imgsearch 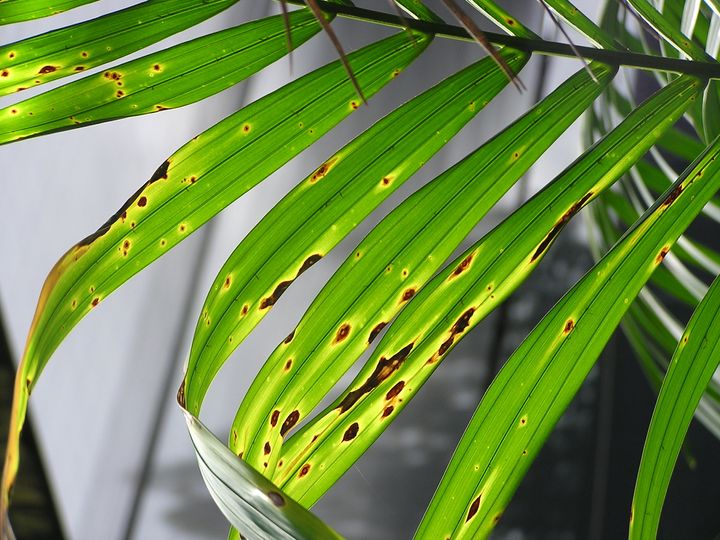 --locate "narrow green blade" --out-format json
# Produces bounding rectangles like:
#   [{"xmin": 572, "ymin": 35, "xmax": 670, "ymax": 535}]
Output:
[
  {"xmin": 231, "ymin": 61, "xmax": 614, "ymax": 479},
  {"xmin": 184, "ymin": 47, "xmax": 530, "ymax": 416},
  {"xmin": 273, "ymin": 75, "xmax": 700, "ymax": 507},
  {"xmin": 0, "ymin": 0, "xmax": 238, "ymax": 97},
  {"xmin": 629, "ymin": 274, "xmax": 720, "ymax": 540},
  {"xmin": 1, "ymin": 30, "xmax": 428, "ymax": 517},
  {"xmin": 0, "ymin": 0, "xmax": 98, "ymax": 25},
  {"xmin": 417, "ymin": 123, "xmax": 720, "ymax": 540},
  {"xmin": 0, "ymin": 10, "xmax": 323, "ymax": 144}
]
